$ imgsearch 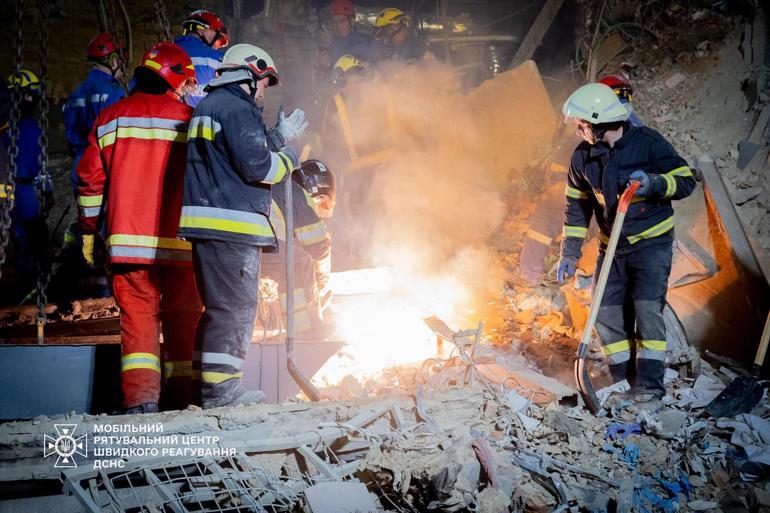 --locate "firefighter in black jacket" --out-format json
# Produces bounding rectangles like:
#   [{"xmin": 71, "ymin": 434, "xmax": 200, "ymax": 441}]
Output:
[
  {"xmin": 179, "ymin": 44, "xmax": 308, "ymax": 409},
  {"xmin": 557, "ymin": 83, "xmax": 696, "ymax": 401},
  {"xmin": 262, "ymin": 159, "xmax": 335, "ymax": 339}
]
